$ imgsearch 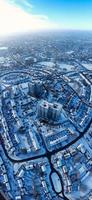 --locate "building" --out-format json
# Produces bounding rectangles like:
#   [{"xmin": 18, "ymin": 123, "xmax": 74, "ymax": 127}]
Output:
[{"xmin": 37, "ymin": 100, "xmax": 61, "ymax": 122}]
